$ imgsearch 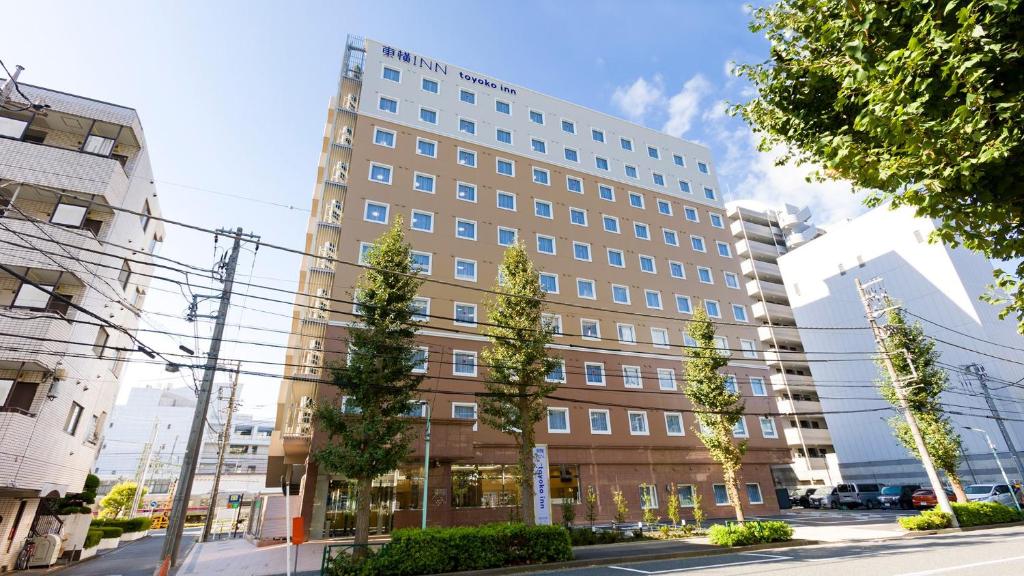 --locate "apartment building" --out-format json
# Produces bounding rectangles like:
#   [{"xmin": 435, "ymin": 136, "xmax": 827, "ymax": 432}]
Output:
[
  {"xmin": 0, "ymin": 73, "xmax": 163, "ymax": 570},
  {"xmin": 267, "ymin": 36, "xmax": 789, "ymax": 538},
  {"xmin": 727, "ymin": 203, "xmax": 837, "ymax": 487},
  {"xmin": 778, "ymin": 205, "xmax": 1024, "ymax": 485}
]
